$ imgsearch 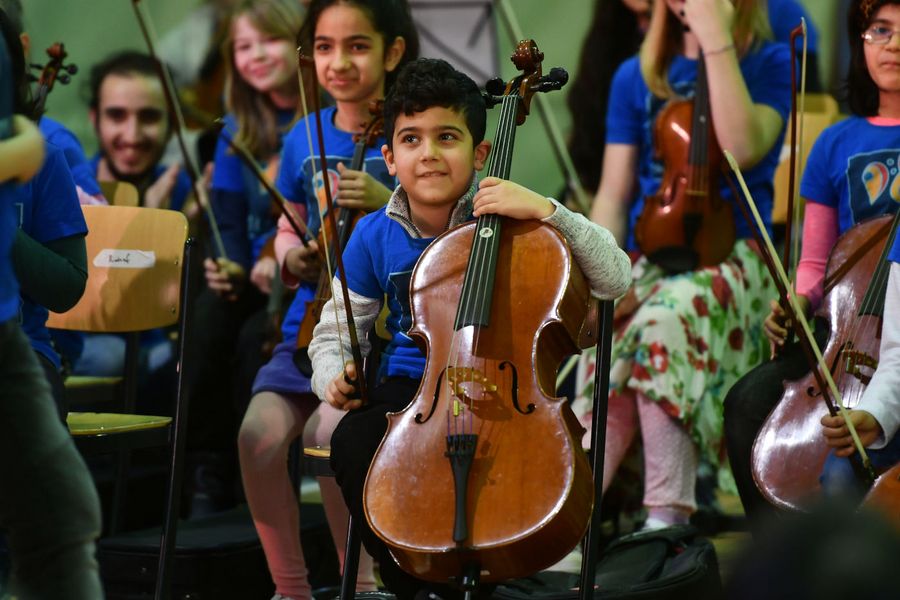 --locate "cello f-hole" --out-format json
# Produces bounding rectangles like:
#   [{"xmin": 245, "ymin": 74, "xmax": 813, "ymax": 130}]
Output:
[
  {"xmin": 499, "ymin": 361, "xmax": 532, "ymax": 415},
  {"xmin": 415, "ymin": 368, "xmax": 445, "ymax": 424}
]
